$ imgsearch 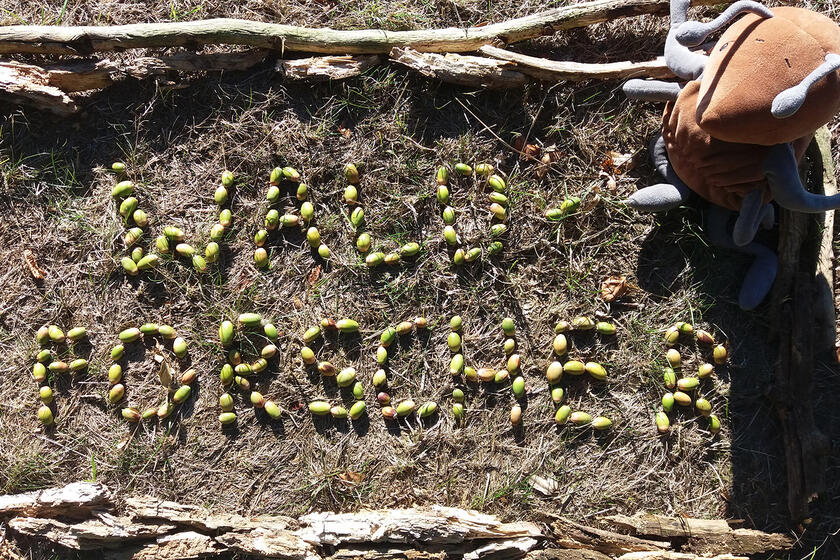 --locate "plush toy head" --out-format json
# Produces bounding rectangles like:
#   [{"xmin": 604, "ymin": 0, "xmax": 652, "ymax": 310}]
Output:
[{"xmin": 693, "ymin": 7, "xmax": 840, "ymax": 145}]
